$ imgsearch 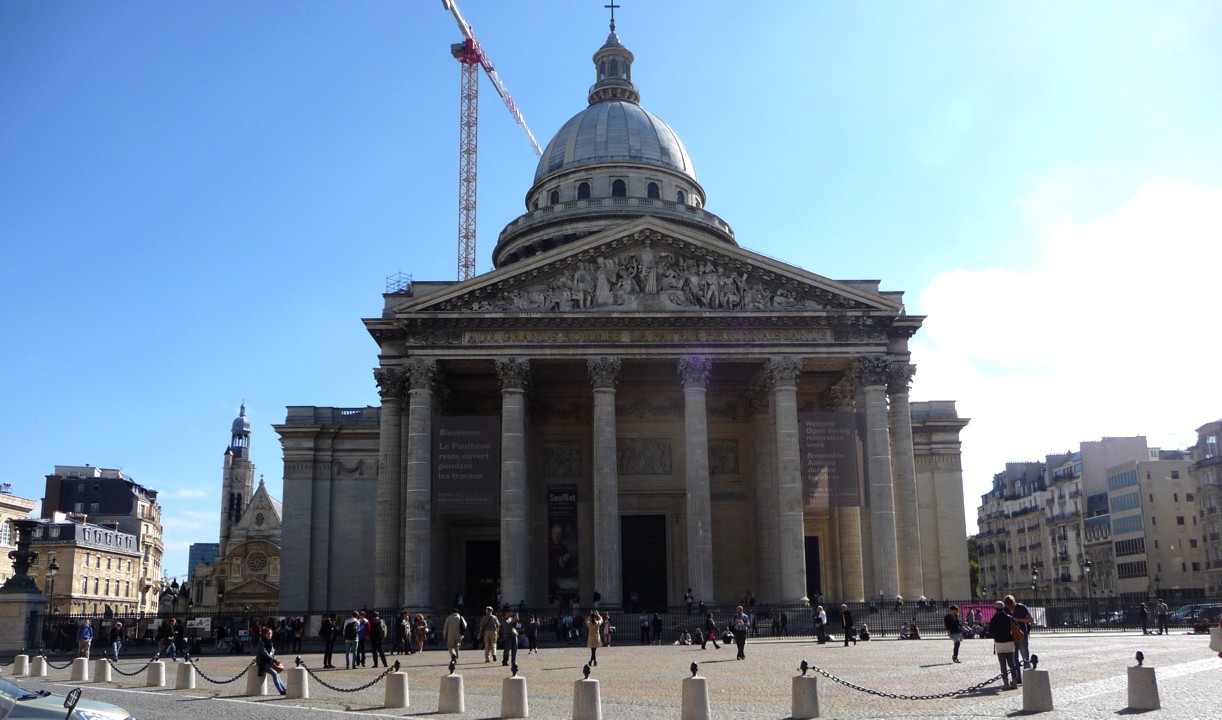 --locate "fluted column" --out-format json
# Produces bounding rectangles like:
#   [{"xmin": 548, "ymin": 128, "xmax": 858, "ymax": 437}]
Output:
[
  {"xmin": 373, "ymin": 366, "xmax": 406, "ymax": 608},
  {"xmin": 825, "ymin": 375, "xmax": 864, "ymax": 601},
  {"xmin": 856, "ymin": 356, "xmax": 899, "ymax": 600},
  {"xmin": 888, "ymin": 362, "xmax": 924, "ymax": 600},
  {"xmin": 678, "ymin": 356, "xmax": 714, "ymax": 603},
  {"xmin": 496, "ymin": 358, "xmax": 530, "ymax": 605},
  {"xmin": 403, "ymin": 358, "xmax": 436, "ymax": 608},
  {"xmin": 588, "ymin": 357, "xmax": 622, "ymax": 605},
  {"xmin": 768, "ymin": 355, "xmax": 808, "ymax": 602},
  {"xmin": 748, "ymin": 376, "xmax": 779, "ymax": 602}
]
